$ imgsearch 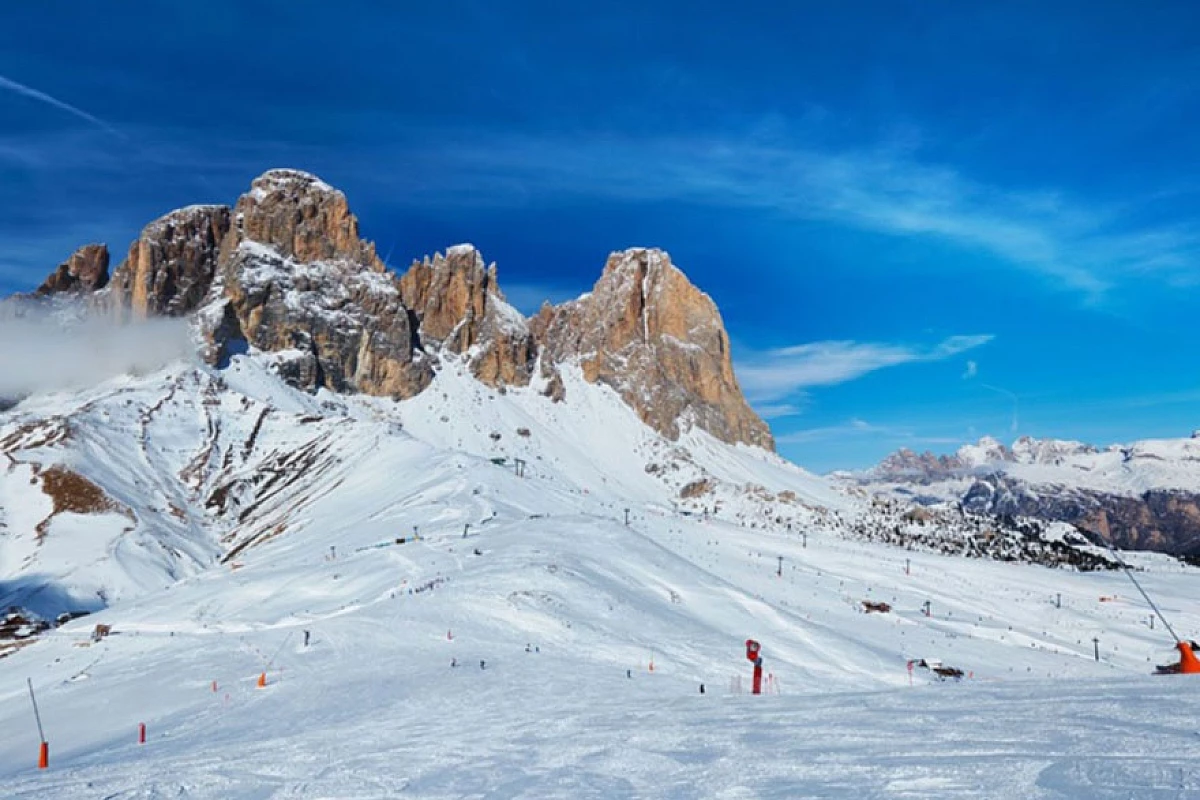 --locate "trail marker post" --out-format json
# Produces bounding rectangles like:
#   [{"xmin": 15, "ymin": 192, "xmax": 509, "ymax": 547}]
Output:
[
  {"xmin": 27, "ymin": 679, "xmax": 47, "ymax": 769},
  {"xmin": 1093, "ymin": 637, "xmax": 1100, "ymax": 662},
  {"xmin": 777, "ymin": 556, "xmax": 783, "ymax": 577}
]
